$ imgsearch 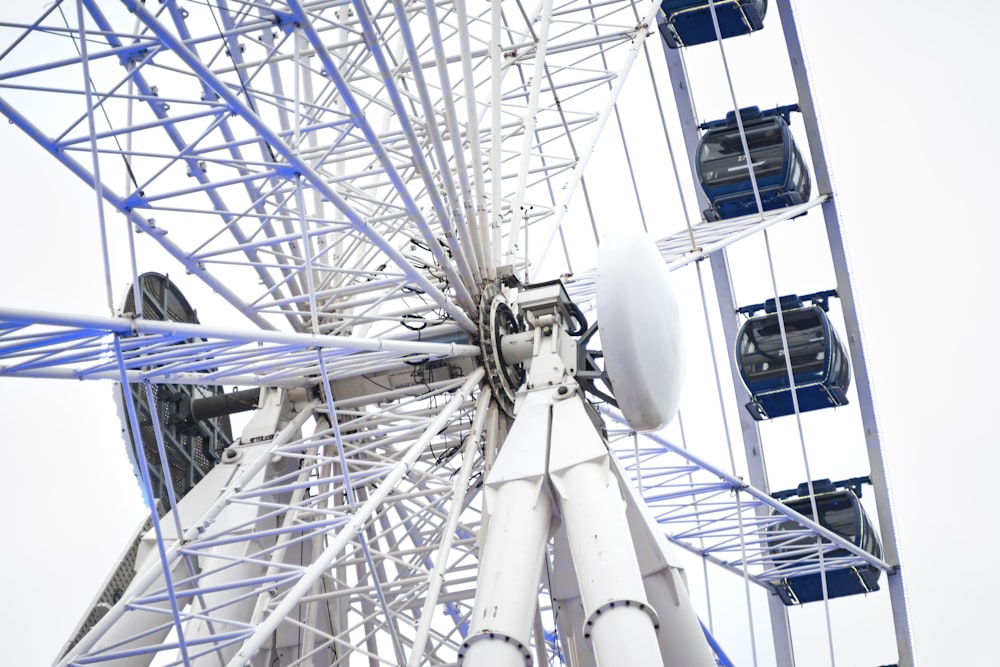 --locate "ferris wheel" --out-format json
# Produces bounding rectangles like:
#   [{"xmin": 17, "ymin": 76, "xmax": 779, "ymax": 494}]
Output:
[{"xmin": 0, "ymin": 1, "xmax": 912, "ymax": 666}]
